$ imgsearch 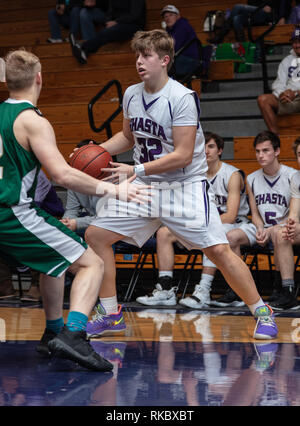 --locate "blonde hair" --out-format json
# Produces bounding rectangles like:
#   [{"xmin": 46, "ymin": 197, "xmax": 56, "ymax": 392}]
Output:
[
  {"xmin": 5, "ymin": 49, "xmax": 41, "ymax": 91},
  {"xmin": 131, "ymin": 30, "xmax": 174, "ymax": 71}
]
